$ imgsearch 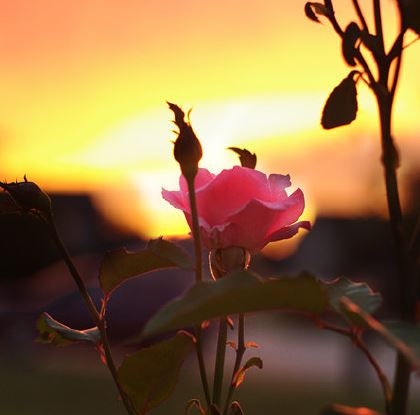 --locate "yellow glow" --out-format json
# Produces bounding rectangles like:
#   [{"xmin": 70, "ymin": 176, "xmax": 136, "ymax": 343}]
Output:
[{"xmin": 0, "ymin": 1, "xmax": 419, "ymax": 256}]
